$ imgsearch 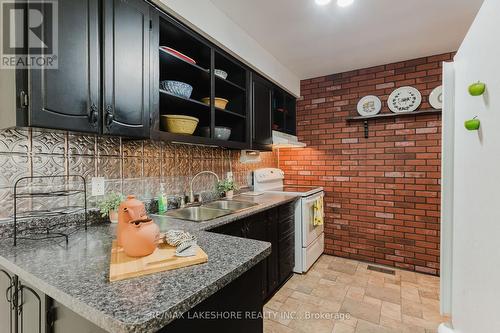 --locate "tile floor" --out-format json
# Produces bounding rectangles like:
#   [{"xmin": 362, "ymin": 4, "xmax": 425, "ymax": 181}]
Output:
[{"xmin": 264, "ymin": 255, "xmax": 449, "ymax": 333}]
